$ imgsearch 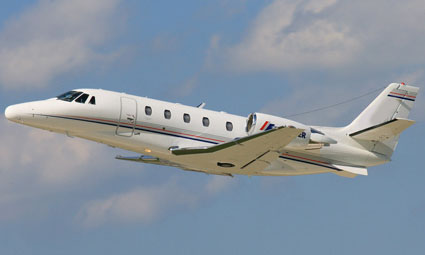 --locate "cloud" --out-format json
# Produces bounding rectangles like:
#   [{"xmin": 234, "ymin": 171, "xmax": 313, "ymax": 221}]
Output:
[
  {"xmin": 78, "ymin": 175, "xmax": 237, "ymax": 227},
  {"xmin": 303, "ymin": 0, "xmax": 337, "ymax": 14},
  {"xmin": 77, "ymin": 181, "xmax": 199, "ymax": 227},
  {"xmin": 0, "ymin": 0, "xmax": 123, "ymax": 89},
  {"xmin": 205, "ymin": 175, "xmax": 234, "ymax": 195},
  {"xmin": 171, "ymin": 74, "xmax": 199, "ymax": 98},
  {"xmin": 0, "ymin": 118, "xmax": 105, "ymax": 186},
  {"xmin": 221, "ymin": 0, "xmax": 359, "ymax": 71},
  {"xmin": 0, "ymin": 115, "xmax": 238, "ymax": 225},
  {"xmin": 211, "ymin": 0, "xmax": 425, "ymax": 73},
  {"xmin": 0, "ymin": 116, "xmax": 116, "ymax": 220}
]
